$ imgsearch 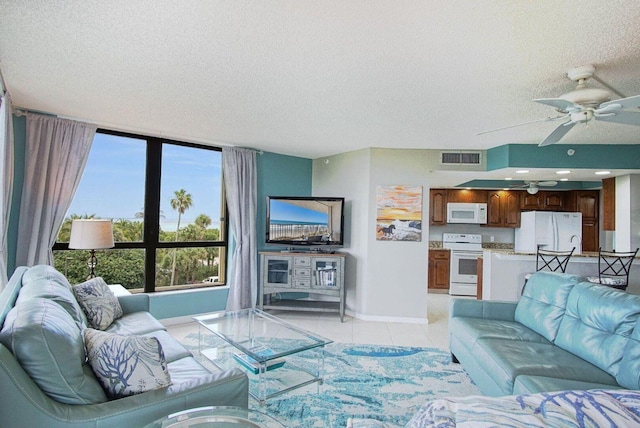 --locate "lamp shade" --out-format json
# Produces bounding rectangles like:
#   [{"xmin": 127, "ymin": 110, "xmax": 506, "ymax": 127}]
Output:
[{"xmin": 68, "ymin": 219, "xmax": 114, "ymax": 250}]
